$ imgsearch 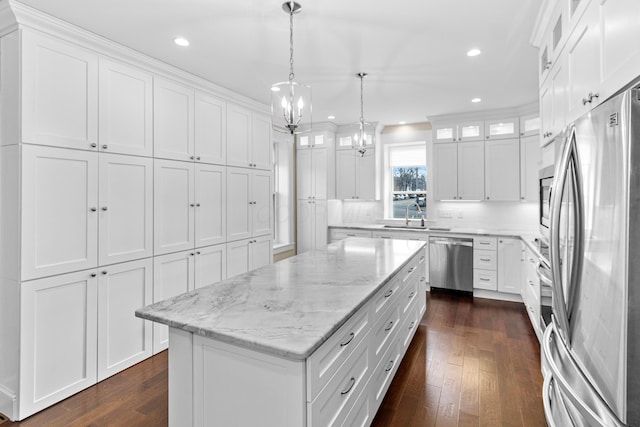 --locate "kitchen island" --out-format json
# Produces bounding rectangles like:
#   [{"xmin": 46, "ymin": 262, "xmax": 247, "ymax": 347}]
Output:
[{"xmin": 136, "ymin": 237, "xmax": 426, "ymax": 427}]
